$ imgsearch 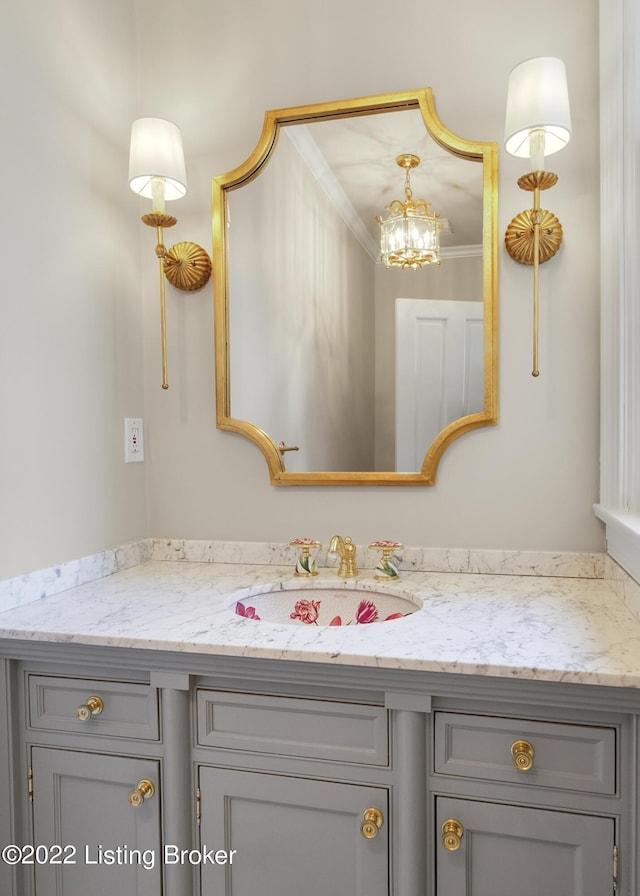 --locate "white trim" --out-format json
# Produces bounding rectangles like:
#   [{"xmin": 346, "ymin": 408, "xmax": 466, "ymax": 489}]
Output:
[
  {"xmin": 284, "ymin": 125, "xmax": 380, "ymax": 261},
  {"xmin": 439, "ymin": 244, "xmax": 483, "ymax": 260},
  {"xmin": 598, "ymin": 0, "xmax": 626, "ymax": 506},
  {"xmin": 594, "ymin": 506, "xmax": 640, "ymax": 584},
  {"xmin": 597, "ymin": 0, "xmax": 640, "ymax": 582}
]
